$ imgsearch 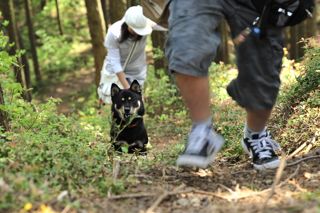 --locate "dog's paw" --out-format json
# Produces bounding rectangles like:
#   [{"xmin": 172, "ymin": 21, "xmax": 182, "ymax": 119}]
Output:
[
  {"xmin": 129, "ymin": 140, "xmax": 147, "ymax": 154},
  {"xmin": 112, "ymin": 140, "xmax": 129, "ymax": 153}
]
